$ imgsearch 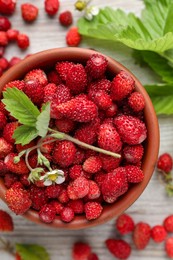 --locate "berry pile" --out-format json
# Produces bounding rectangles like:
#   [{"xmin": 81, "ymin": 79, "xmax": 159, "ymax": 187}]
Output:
[{"xmin": 0, "ymin": 53, "xmax": 147, "ymax": 224}]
